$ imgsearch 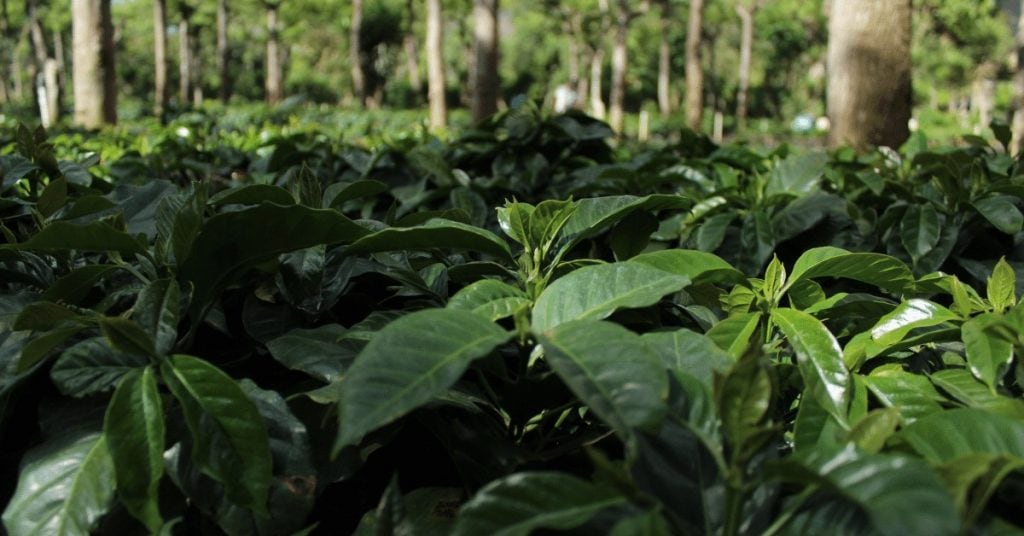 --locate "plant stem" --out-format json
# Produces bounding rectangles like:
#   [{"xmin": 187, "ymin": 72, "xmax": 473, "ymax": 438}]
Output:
[{"xmin": 722, "ymin": 474, "xmax": 746, "ymax": 536}]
